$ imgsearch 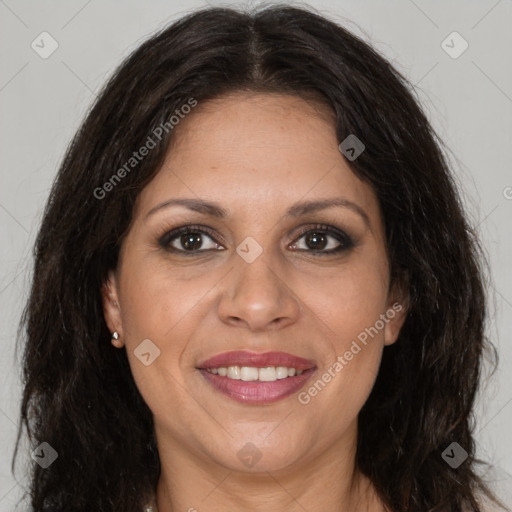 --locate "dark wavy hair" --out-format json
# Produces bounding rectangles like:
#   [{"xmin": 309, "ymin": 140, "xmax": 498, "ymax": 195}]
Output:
[{"xmin": 12, "ymin": 4, "xmax": 507, "ymax": 512}]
